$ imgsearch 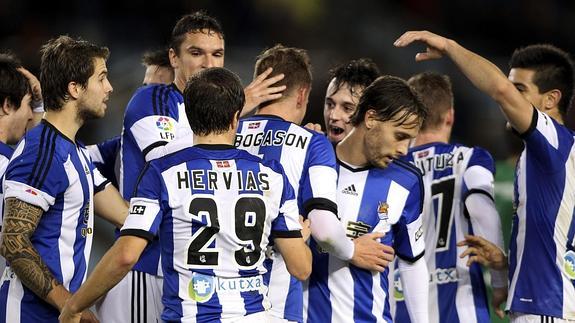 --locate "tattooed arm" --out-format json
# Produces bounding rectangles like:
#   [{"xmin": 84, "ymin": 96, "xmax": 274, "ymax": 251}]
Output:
[{"xmin": 0, "ymin": 197, "xmax": 70, "ymax": 310}]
